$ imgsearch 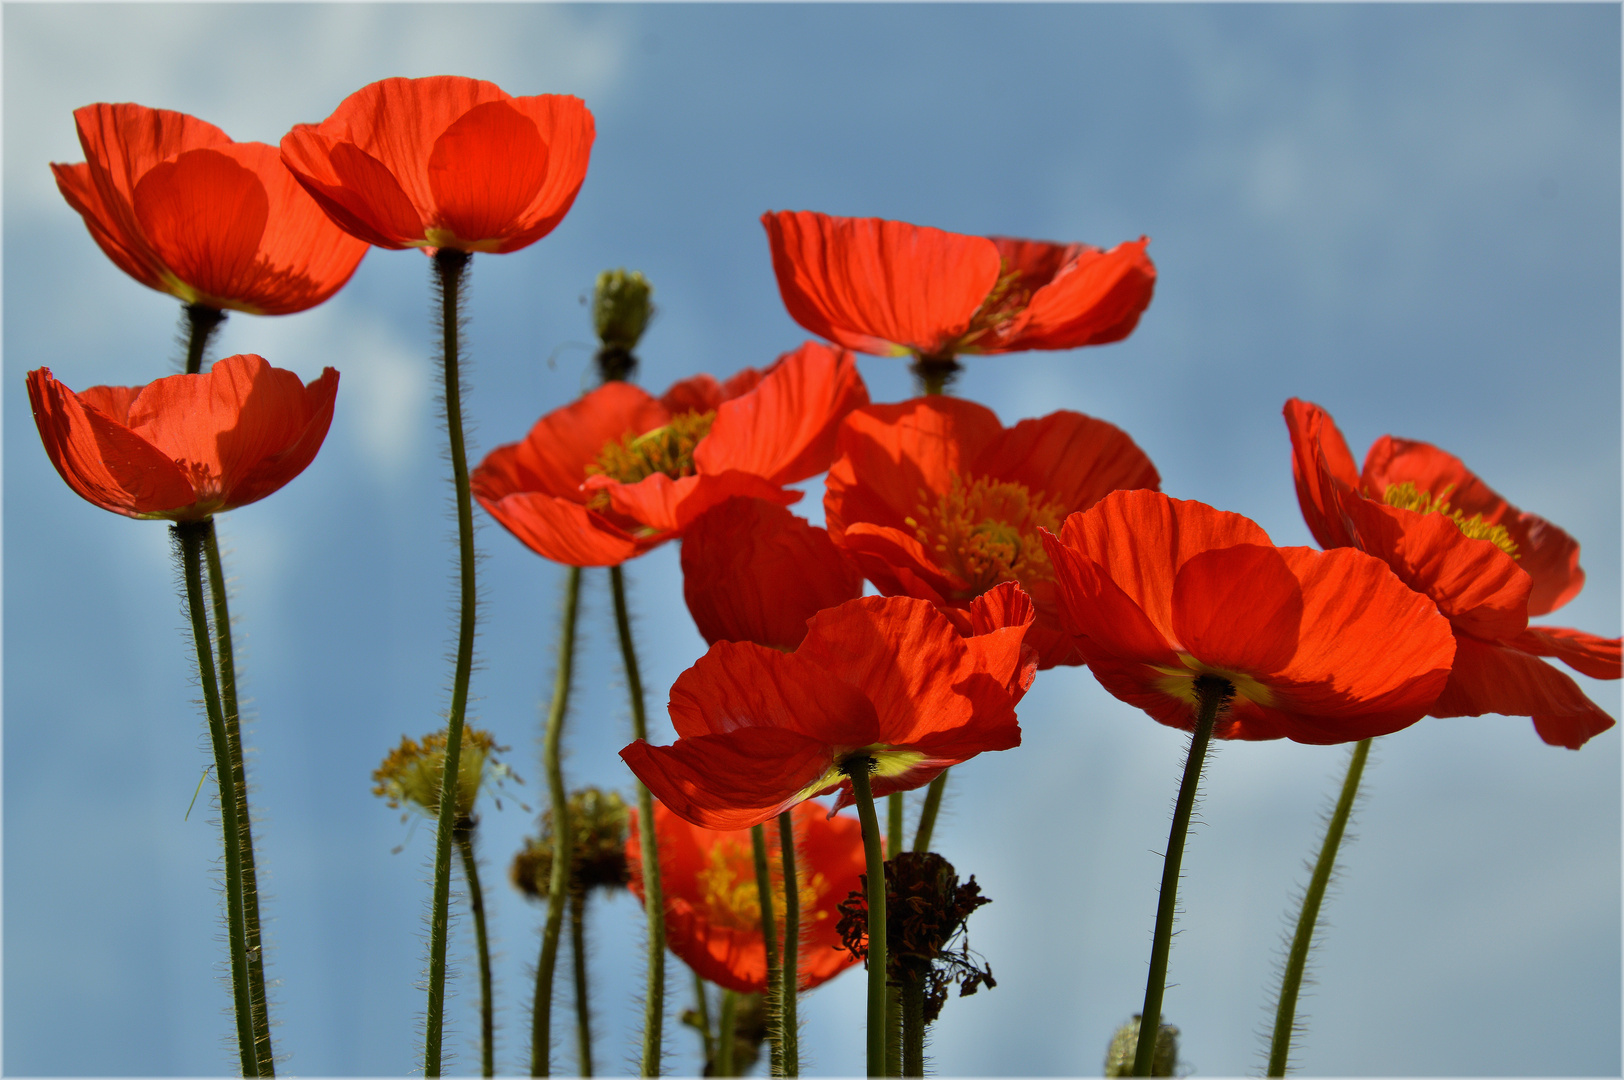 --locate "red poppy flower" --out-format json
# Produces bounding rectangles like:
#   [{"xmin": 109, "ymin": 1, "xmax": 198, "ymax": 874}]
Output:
[
  {"xmin": 1284, "ymin": 398, "xmax": 1618, "ymax": 748},
  {"xmin": 27, "ymin": 354, "xmax": 338, "ymax": 521},
  {"xmin": 280, "ymin": 76, "xmax": 594, "ymax": 254},
  {"xmin": 626, "ymin": 800, "xmax": 865, "ymax": 995},
  {"xmin": 620, "ymin": 585, "xmax": 1037, "ymax": 831},
  {"xmin": 1040, "ymin": 489, "xmax": 1457, "ymax": 744},
  {"xmin": 681, "ymin": 496, "xmax": 865, "ymax": 651},
  {"xmin": 51, "ymin": 103, "xmax": 368, "ymax": 315},
  {"xmin": 762, "ymin": 210, "xmax": 1156, "ymax": 360},
  {"xmin": 824, "ymin": 395, "xmax": 1159, "ymax": 668},
  {"xmin": 472, "ymin": 341, "xmax": 868, "ymax": 567}
]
